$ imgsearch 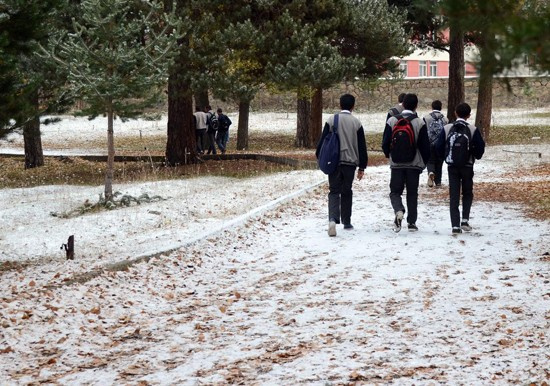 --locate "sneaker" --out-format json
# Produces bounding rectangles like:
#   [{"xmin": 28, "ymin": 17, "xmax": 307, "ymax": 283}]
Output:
[
  {"xmin": 427, "ymin": 172, "xmax": 435, "ymax": 187},
  {"xmin": 408, "ymin": 223, "xmax": 418, "ymax": 231},
  {"xmin": 343, "ymin": 224, "xmax": 354, "ymax": 230},
  {"xmin": 393, "ymin": 211, "xmax": 404, "ymax": 233},
  {"xmin": 461, "ymin": 220, "xmax": 472, "ymax": 232},
  {"xmin": 328, "ymin": 220, "xmax": 337, "ymax": 237},
  {"xmin": 452, "ymin": 227, "xmax": 462, "ymax": 234}
]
